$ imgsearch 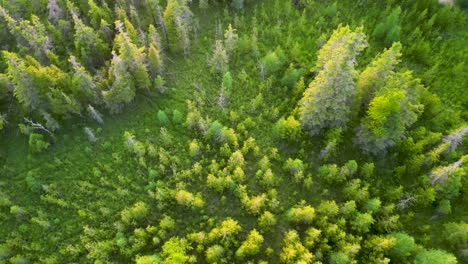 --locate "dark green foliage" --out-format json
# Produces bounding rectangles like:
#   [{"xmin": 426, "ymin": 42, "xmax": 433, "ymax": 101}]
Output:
[
  {"xmin": 281, "ymin": 65, "xmax": 304, "ymax": 88},
  {"xmin": 372, "ymin": 7, "xmax": 401, "ymax": 46}
]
